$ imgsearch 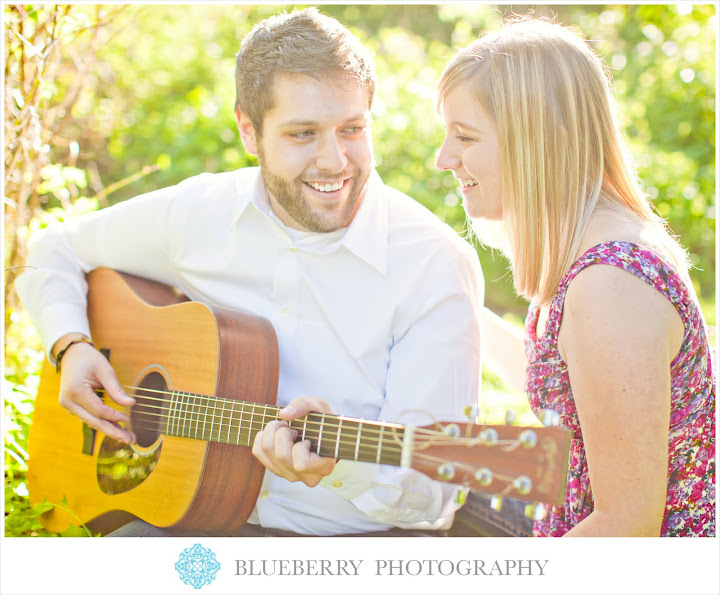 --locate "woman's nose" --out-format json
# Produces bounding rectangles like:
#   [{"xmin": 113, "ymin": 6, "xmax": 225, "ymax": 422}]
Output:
[{"xmin": 435, "ymin": 139, "xmax": 460, "ymax": 171}]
